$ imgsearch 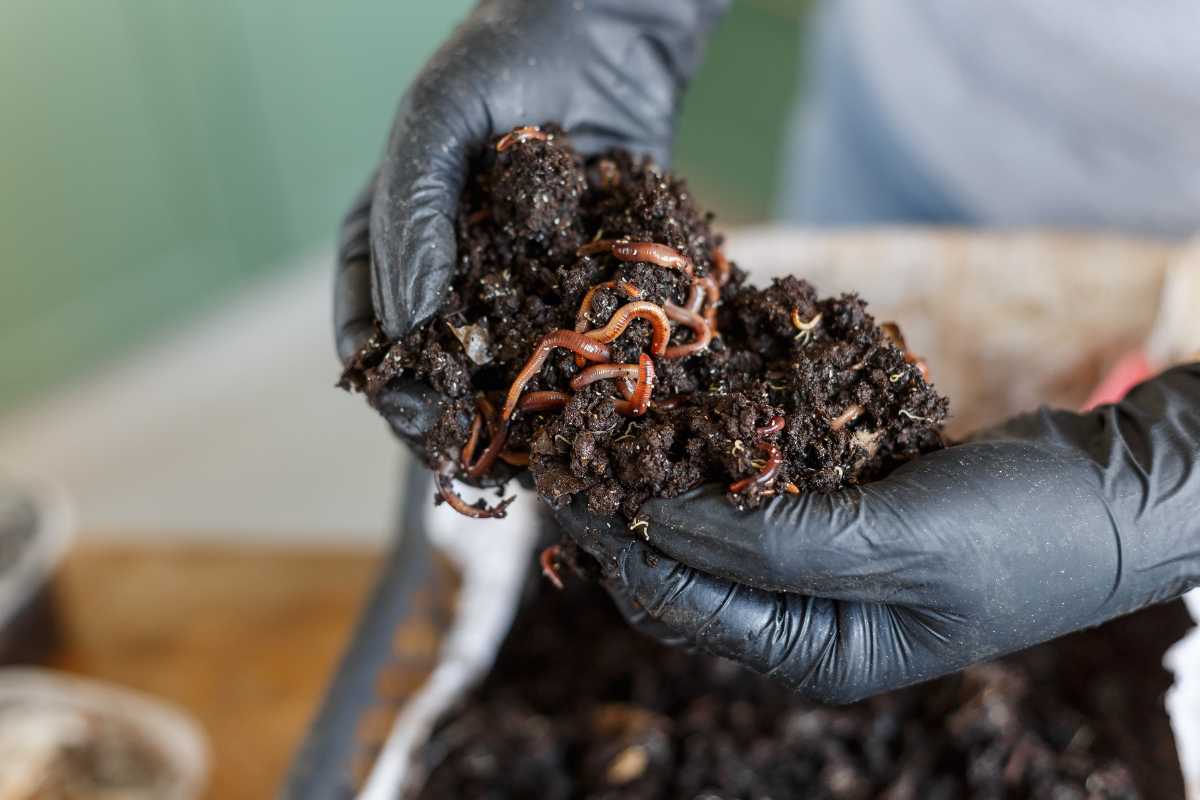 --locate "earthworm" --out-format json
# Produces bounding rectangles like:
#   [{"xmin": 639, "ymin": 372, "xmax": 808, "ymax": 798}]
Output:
[
  {"xmin": 569, "ymin": 362, "xmax": 640, "ymax": 391},
  {"xmin": 459, "ymin": 408, "xmax": 485, "ymax": 471},
  {"xmin": 463, "ymin": 423, "xmax": 510, "ymax": 480},
  {"xmin": 435, "ymin": 465, "xmax": 514, "ymax": 519},
  {"xmin": 653, "ymin": 394, "xmax": 690, "ymax": 410},
  {"xmin": 712, "ymin": 247, "xmax": 731, "ymax": 287},
  {"xmin": 495, "ymin": 126, "xmax": 549, "ymax": 151},
  {"xmin": 756, "ymin": 415, "xmax": 785, "ymax": 438},
  {"xmin": 881, "ymin": 321, "xmax": 931, "ymax": 381},
  {"xmin": 570, "ymin": 357, "xmax": 655, "ymax": 416},
  {"xmin": 830, "ymin": 404, "xmax": 864, "ymax": 431},
  {"xmin": 464, "ymin": 391, "xmax": 561, "ymax": 478},
  {"xmin": 518, "ymin": 391, "xmax": 572, "ymax": 413},
  {"xmin": 539, "ymin": 544, "xmax": 565, "ymax": 590},
  {"xmin": 498, "ymin": 450, "xmax": 529, "ymax": 467},
  {"xmin": 663, "ymin": 302, "xmax": 712, "ymax": 359},
  {"xmin": 501, "ymin": 331, "xmax": 611, "ymax": 422},
  {"xmin": 574, "ymin": 281, "xmax": 643, "ymax": 333},
  {"xmin": 729, "ymin": 442, "xmax": 783, "ymax": 494},
  {"xmin": 576, "ymin": 240, "xmax": 694, "ymax": 277},
  {"xmin": 461, "ymin": 397, "xmax": 508, "ymax": 479},
  {"xmin": 583, "ymin": 301, "xmax": 671, "ymax": 356},
  {"xmin": 687, "ymin": 275, "xmax": 720, "ymax": 316},
  {"xmin": 613, "ymin": 354, "xmax": 655, "ymax": 417}
]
